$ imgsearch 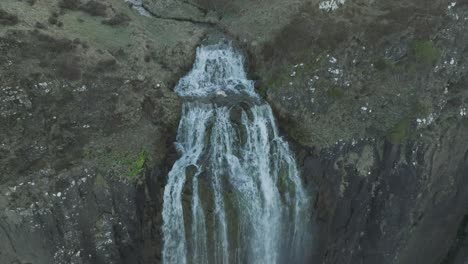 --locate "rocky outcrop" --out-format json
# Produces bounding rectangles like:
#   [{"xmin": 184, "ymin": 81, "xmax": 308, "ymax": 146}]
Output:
[
  {"xmin": 0, "ymin": 0, "xmax": 202, "ymax": 262},
  {"xmin": 253, "ymin": 1, "xmax": 468, "ymax": 263},
  {"xmin": 1, "ymin": 0, "xmax": 467, "ymax": 263}
]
